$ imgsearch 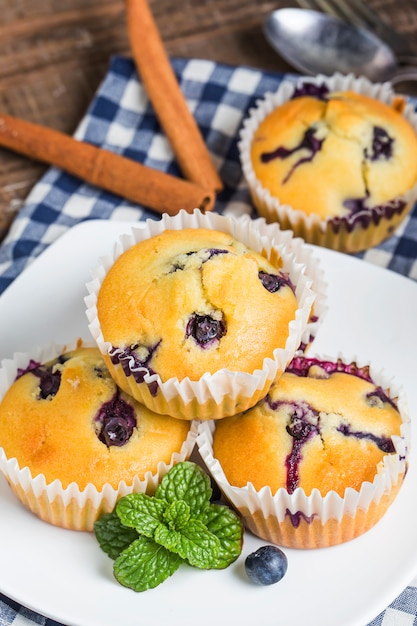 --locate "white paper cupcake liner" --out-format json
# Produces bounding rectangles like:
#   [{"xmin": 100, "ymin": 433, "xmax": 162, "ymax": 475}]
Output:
[
  {"xmin": 0, "ymin": 340, "xmax": 199, "ymax": 531},
  {"xmin": 85, "ymin": 209, "xmax": 316, "ymax": 420},
  {"xmin": 237, "ymin": 214, "xmax": 327, "ymax": 353},
  {"xmin": 196, "ymin": 353, "xmax": 410, "ymax": 549},
  {"xmin": 238, "ymin": 72, "xmax": 417, "ymax": 253}
]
